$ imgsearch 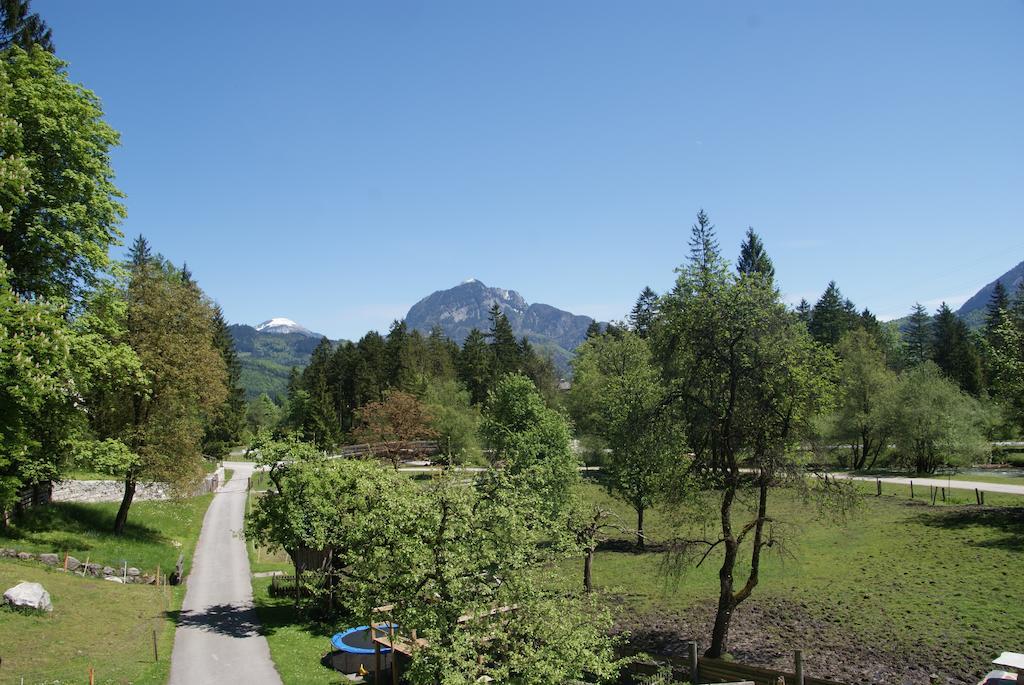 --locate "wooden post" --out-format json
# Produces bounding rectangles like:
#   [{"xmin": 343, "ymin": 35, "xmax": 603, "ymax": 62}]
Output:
[
  {"xmin": 941, "ymin": 487, "xmax": 946, "ymax": 502},
  {"xmin": 976, "ymin": 488, "xmax": 981, "ymax": 505},
  {"xmin": 688, "ymin": 641, "xmax": 699, "ymax": 684},
  {"xmin": 876, "ymin": 479, "xmax": 881, "ymax": 496},
  {"xmin": 81, "ymin": 555, "xmax": 89, "ymax": 577},
  {"xmin": 63, "ymin": 552, "xmax": 69, "ymax": 572},
  {"xmin": 375, "ymin": 639, "xmax": 381, "ymax": 684},
  {"xmin": 156, "ymin": 565, "xmax": 160, "ymax": 588},
  {"xmin": 910, "ymin": 481, "xmax": 914, "ymax": 499},
  {"xmin": 152, "ymin": 629, "xmax": 158, "ymax": 661},
  {"xmin": 794, "ymin": 649, "xmax": 804, "ymax": 685},
  {"xmin": 391, "ymin": 623, "xmax": 399, "ymax": 685},
  {"xmin": 89, "ymin": 666, "xmax": 94, "ymax": 685}
]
